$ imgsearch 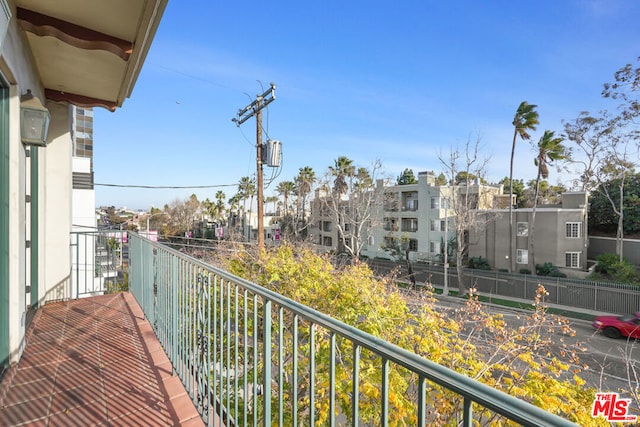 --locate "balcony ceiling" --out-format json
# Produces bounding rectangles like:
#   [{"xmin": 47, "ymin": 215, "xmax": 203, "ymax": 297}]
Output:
[{"xmin": 14, "ymin": 0, "xmax": 168, "ymax": 111}]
